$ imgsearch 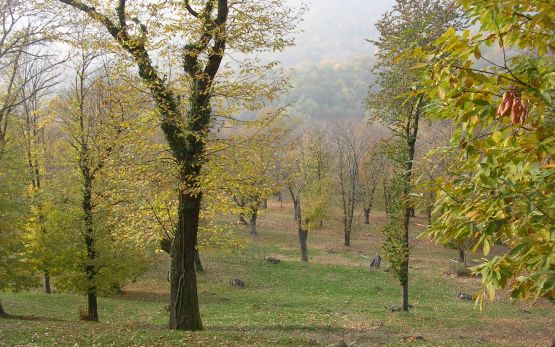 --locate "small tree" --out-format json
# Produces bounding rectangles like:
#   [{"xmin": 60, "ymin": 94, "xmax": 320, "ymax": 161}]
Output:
[
  {"xmin": 368, "ymin": 0, "xmax": 462, "ymax": 311},
  {"xmin": 332, "ymin": 120, "xmax": 368, "ymax": 247},
  {"xmin": 283, "ymin": 126, "xmax": 331, "ymax": 261}
]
